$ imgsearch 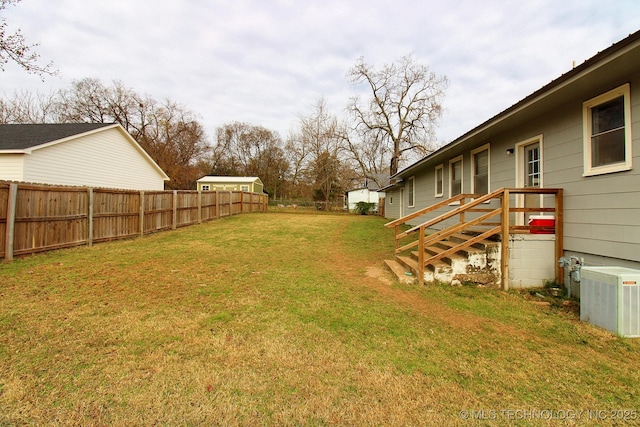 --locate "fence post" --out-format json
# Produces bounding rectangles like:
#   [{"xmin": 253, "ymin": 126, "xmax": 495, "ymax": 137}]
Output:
[
  {"xmin": 87, "ymin": 187, "xmax": 94, "ymax": 247},
  {"xmin": 229, "ymin": 191, "xmax": 233, "ymax": 216},
  {"xmin": 213, "ymin": 191, "xmax": 218, "ymax": 219},
  {"xmin": 501, "ymin": 190, "xmax": 510, "ymax": 291},
  {"xmin": 555, "ymin": 189, "xmax": 564, "ymax": 285},
  {"xmin": 197, "ymin": 190, "xmax": 202, "ymax": 224},
  {"xmin": 4, "ymin": 183, "xmax": 18, "ymax": 261},
  {"xmin": 139, "ymin": 191, "xmax": 145, "ymax": 237},
  {"xmin": 172, "ymin": 190, "xmax": 178, "ymax": 230}
]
